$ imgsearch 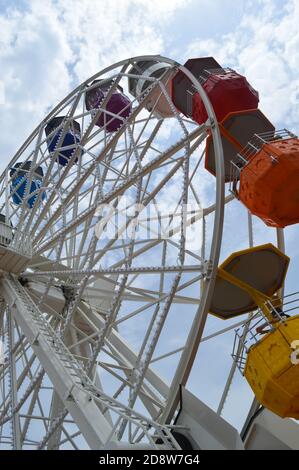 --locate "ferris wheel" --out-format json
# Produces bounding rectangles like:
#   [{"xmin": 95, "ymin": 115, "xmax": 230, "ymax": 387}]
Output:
[{"xmin": 0, "ymin": 55, "xmax": 298, "ymax": 451}]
